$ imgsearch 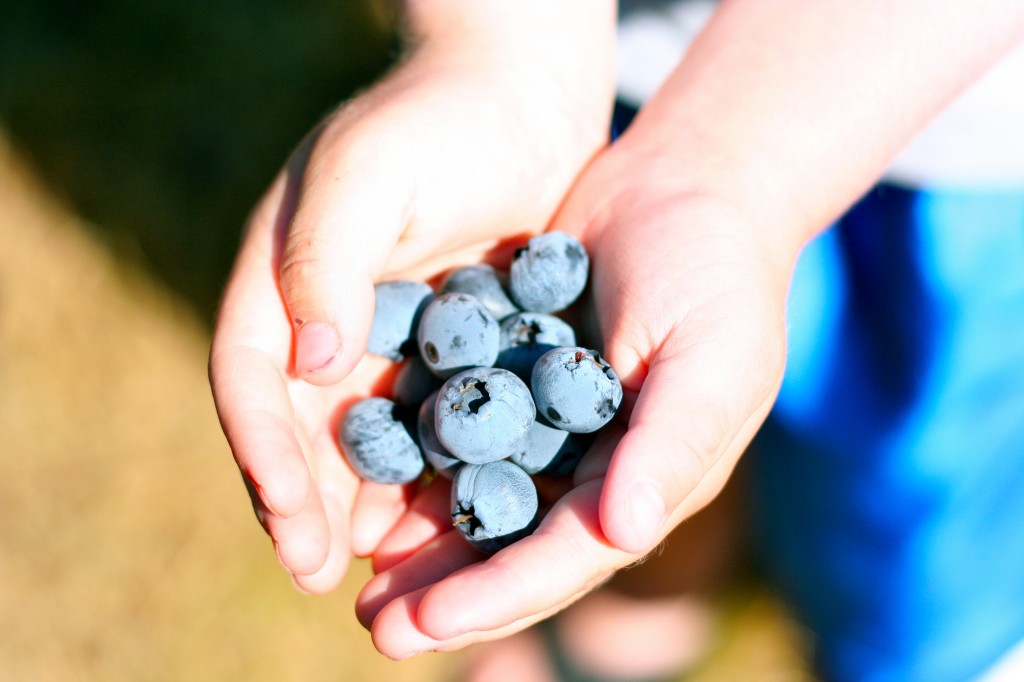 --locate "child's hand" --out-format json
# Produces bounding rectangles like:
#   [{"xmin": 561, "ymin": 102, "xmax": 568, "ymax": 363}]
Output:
[
  {"xmin": 209, "ymin": 3, "xmax": 615, "ymax": 593},
  {"xmin": 355, "ymin": 141, "xmax": 796, "ymax": 657},
  {"xmin": 353, "ymin": 0, "xmax": 1024, "ymax": 655}
]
